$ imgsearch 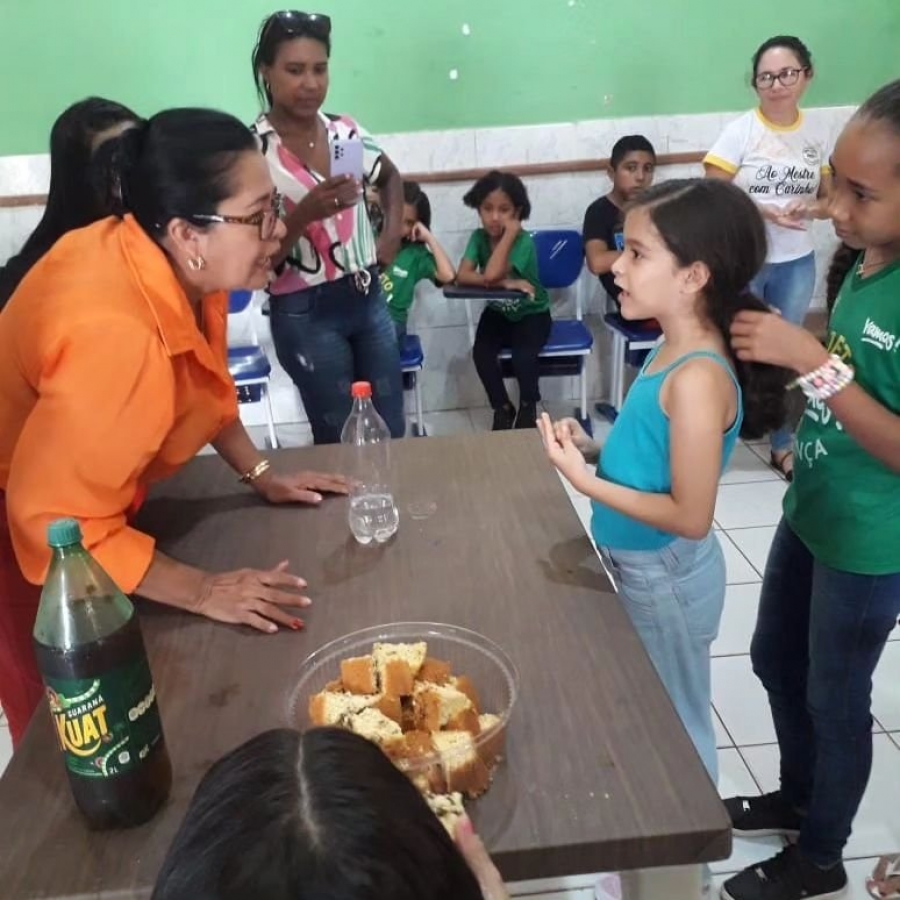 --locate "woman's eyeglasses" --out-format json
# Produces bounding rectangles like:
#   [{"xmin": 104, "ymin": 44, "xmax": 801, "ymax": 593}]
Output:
[
  {"xmin": 190, "ymin": 193, "xmax": 284, "ymax": 241},
  {"xmin": 263, "ymin": 10, "xmax": 331, "ymax": 41},
  {"xmin": 754, "ymin": 67, "xmax": 809, "ymax": 90}
]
